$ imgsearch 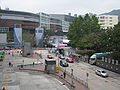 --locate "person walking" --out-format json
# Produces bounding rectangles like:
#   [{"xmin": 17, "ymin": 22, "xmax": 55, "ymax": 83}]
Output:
[
  {"xmin": 71, "ymin": 69, "xmax": 73, "ymax": 76},
  {"xmin": 9, "ymin": 62, "xmax": 11, "ymax": 67},
  {"xmin": 63, "ymin": 71, "xmax": 66, "ymax": 78},
  {"xmin": 33, "ymin": 62, "xmax": 35, "ymax": 67}
]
